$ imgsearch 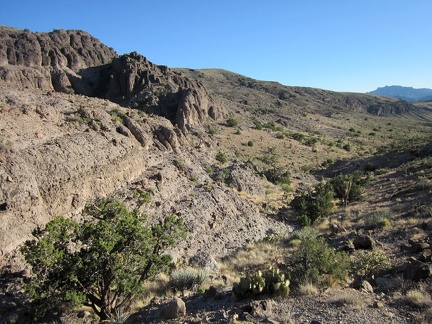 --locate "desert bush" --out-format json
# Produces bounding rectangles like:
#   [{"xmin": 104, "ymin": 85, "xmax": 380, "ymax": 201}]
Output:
[
  {"xmin": 291, "ymin": 227, "xmax": 321, "ymax": 241},
  {"xmin": 363, "ymin": 210, "xmax": 392, "ymax": 230},
  {"xmin": 297, "ymin": 281, "xmax": 319, "ymax": 296},
  {"xmin": 330, "ymin": 172, "xmax": 367, "ymax": 207},
  {"xmin": 351, "ymin": 250, "xmax": 391, "ymax": 280},
  {"xmin": 169, "ymin": 268, "xmax": 209, "ymax": 293},
  {"xmin": 0, "ymin": 136, "xmax": 10, "ymax": 152},
  {"xmin": 226, "ymin": 117, "xmax": 238, "ymax": 127},
  {"xmin": 134, "ymin": 189, "xmax": 152, "ymax": 207},
  {"xmin": 21, "ymin": 198, "xmax": 186, "ymax": 320},
  {"xmin": 290, "ymin": 182, "xmax": 334, "ymax": 226},
  {"xmin": 342, "ymin": 143, "xmax": 351, "ymax": 151},
  {"xmin": 247, "ymin": 140, "xmax": 254, "ymax": 147},
  {"xmin": 290, "ymin": 236, "xmax": 350, "ymax": 288},
  {"xmin": 207, "ymin": 127, "xmax": 217, "ymax": 135},
  {"xmin": 406, "ymin": 288, "xmax": 432, "ymax": 308},
  {"xmin": 215, "ymin": 151, "xmax": 228, "ymax": 164}
]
